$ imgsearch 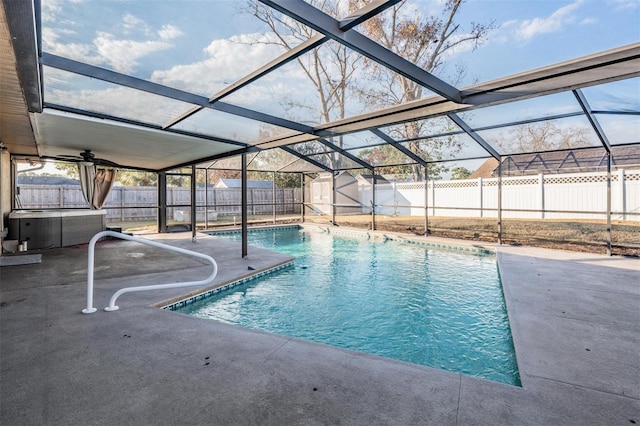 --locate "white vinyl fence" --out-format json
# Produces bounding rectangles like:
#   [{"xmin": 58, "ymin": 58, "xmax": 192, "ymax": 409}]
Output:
[
  {"xmin": 16, "ymin": 170, "xmax": 640, "ymax": 222},
  {"xmin": 16, "ymin": 185, "xmax": 301, "ymax": 222},
  {"xmin": 360, "ymin": 169, "xmax": 639, "ymax": 221}
]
